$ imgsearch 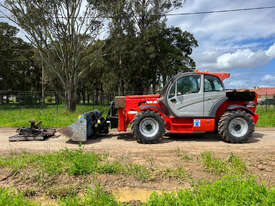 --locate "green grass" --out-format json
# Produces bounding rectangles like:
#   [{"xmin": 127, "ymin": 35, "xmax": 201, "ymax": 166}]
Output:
[
  {"xmin": 0, "ymin": 149, "xmax": 274, "ymax": 205},
  {"xmin": 0, "ymin": 104, "xmax": 274, "ymax": 127},
  {"xmin": 176, "ymin": 148, "xmax": 194, "ymax": 161},
  {"xmin": 1, "ymin": 176, "xmax": 274, "ymax": 206},
  {"xmin": 59, "ymin": 186, "xmax": 123, "ymax": 206},
  {"xmin": 164, "ymin": 167, "xmax": 187, "ymax": 182},
  {"xmin": 256, "ymin": 105, "xmax": 275, "ymax": 127},
  {"xmin": 145, "ymin": 176, "xmax": 275, "ymax": 206},
  {"xmin": 0, "ymin": 147, "xmax": 153, "ymax": 182},
  {"xmin": 0, "ymin": 187, "xmax": 36, "ymax": 206},
  {"xmin": 0, "ymin": 104, "xmax": 109, "ymax": 127},
  {"xmin": 200, "ymin": 152, "xmax": 247, "ymax": 176},
  {"xmin": 0, "ymin": 147, "xmax": 192, "ymax": 184}
]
